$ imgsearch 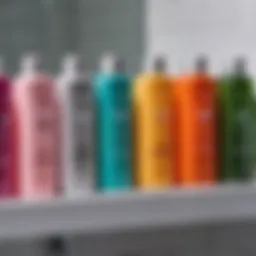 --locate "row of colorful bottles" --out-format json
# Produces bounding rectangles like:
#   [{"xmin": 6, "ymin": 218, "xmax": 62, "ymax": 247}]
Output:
[
  {"xmin": 0, "ymin": 53, "xmax": 133, "ymax": 200},
  {"xmin": 134, "ymin": 55, "xmax": 256, "ymax": 187},
  {"xmin": 0, "ymin": 53, "xmax": 254, "ymax": 200},
  {"xmin": 134, "ymin": 56, "xmax": 217, "ymax": 188}
]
